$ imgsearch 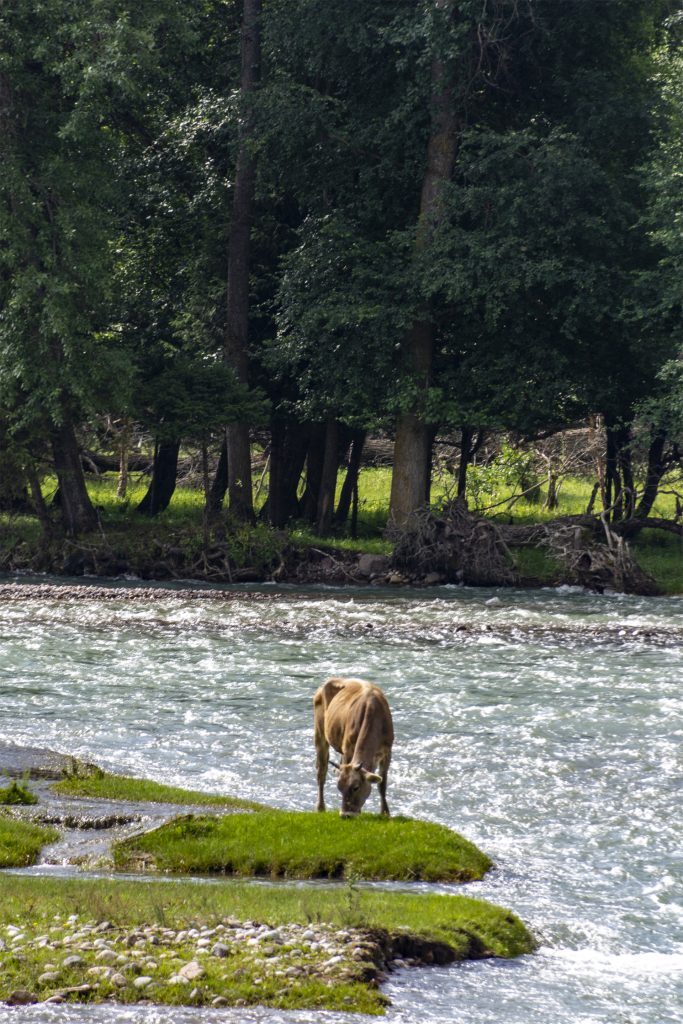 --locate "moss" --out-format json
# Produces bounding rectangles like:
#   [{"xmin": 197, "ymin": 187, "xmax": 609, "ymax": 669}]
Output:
[
  {"xmin": 0, "ymin": 816, "xmax": 59, "ymax": 867},
  {"xmin": 114, "ymin": 810, "xmax": 492, "ymax": 883},
  {"xmin": 52, "ymin": 769, "xmax": 266, "ymax": 812}
]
